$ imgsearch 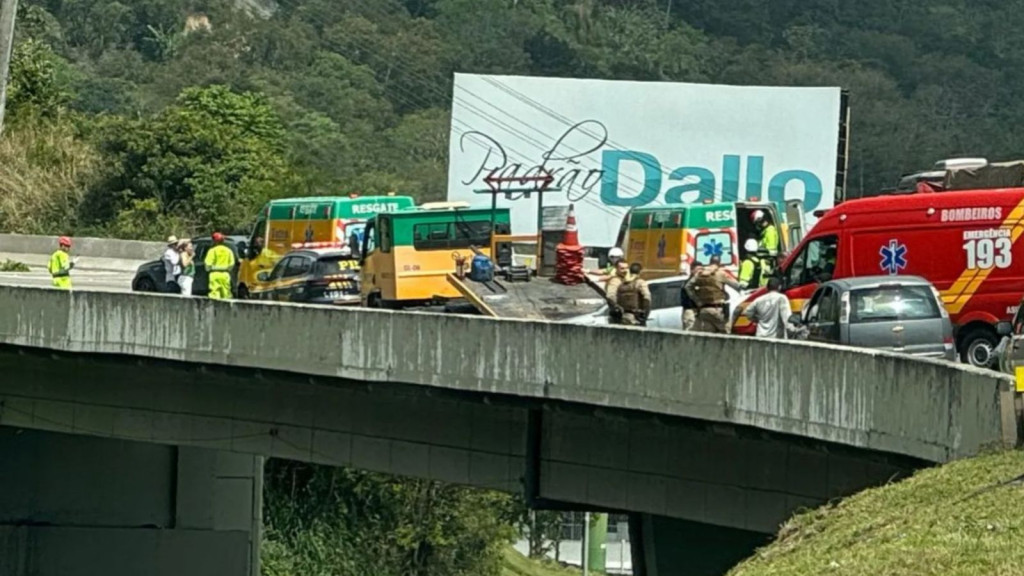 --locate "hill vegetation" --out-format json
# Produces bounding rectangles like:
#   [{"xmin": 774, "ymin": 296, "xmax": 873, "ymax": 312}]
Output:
[
  {"xmin": 6, "ymin": 0, "xmax": 1024, "ymax": 240},
  {"xmin": 730, "ymin": 450, "xmax": 1024, "ymax": 576}
]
